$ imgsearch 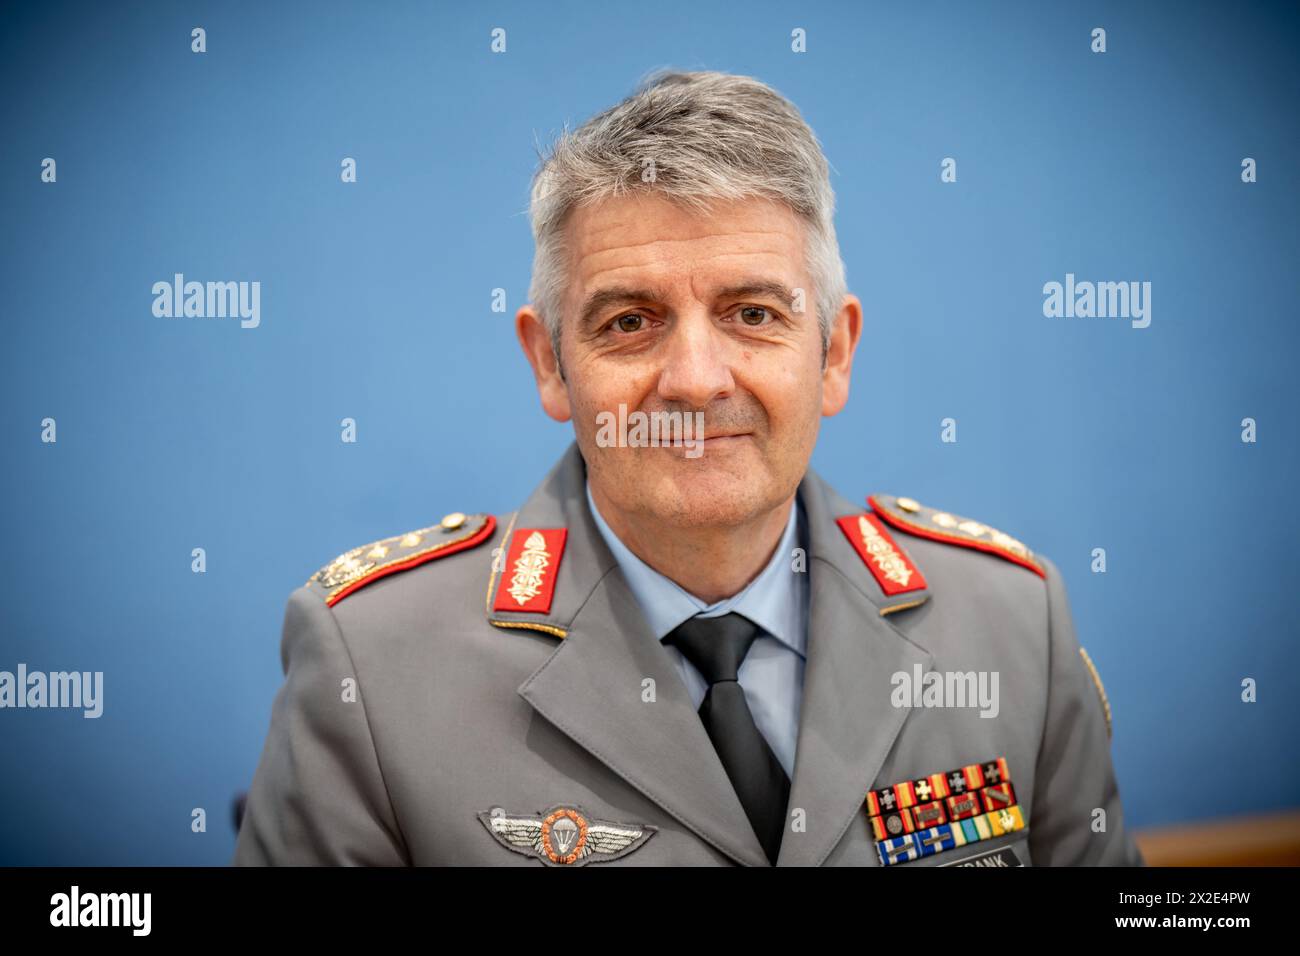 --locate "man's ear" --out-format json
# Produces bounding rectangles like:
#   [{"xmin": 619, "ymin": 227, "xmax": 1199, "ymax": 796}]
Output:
[
  {"xmin": 821, "ymin": 294, "xmax": 863, "ymax": 417},
  {"xmin": 516, "ymin": 306, "xmax": 572, "ymax": 422}
]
